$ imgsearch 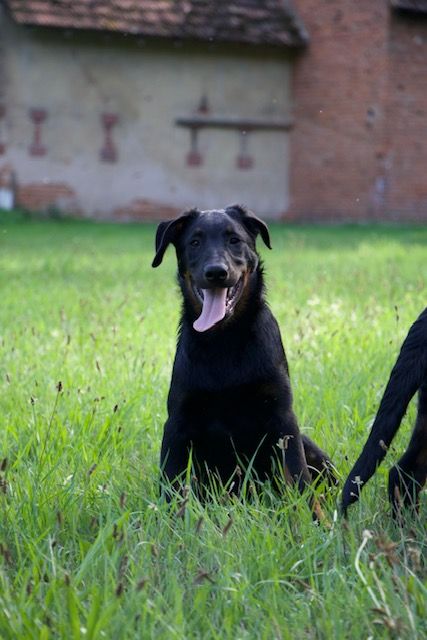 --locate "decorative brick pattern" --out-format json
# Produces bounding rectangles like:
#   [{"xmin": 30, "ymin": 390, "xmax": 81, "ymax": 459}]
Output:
[
  {"xmin": 100, "ymin": 113, "xmax": 118, "ymax": 163},
  {"xmin": 16, "ymin": 182, "xmax": 76, "ymax": 211},
  {"xmin": 29, "ymin": 108, "xmax": 47, "ymax": 157},
  {"xmin": 0, "ymin": 105, "xmax": 5, "ymax": 155},
  {"xmin": 236, "ymin": 130, "xmax": 253, "ymax": 170},
  {"xmin": 186, "ymin": 129, "xmax": 202, "ymax": 167},
  {"xmin": 114, "ymin": 198, "xmax": 180, "ymax": 221}
]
